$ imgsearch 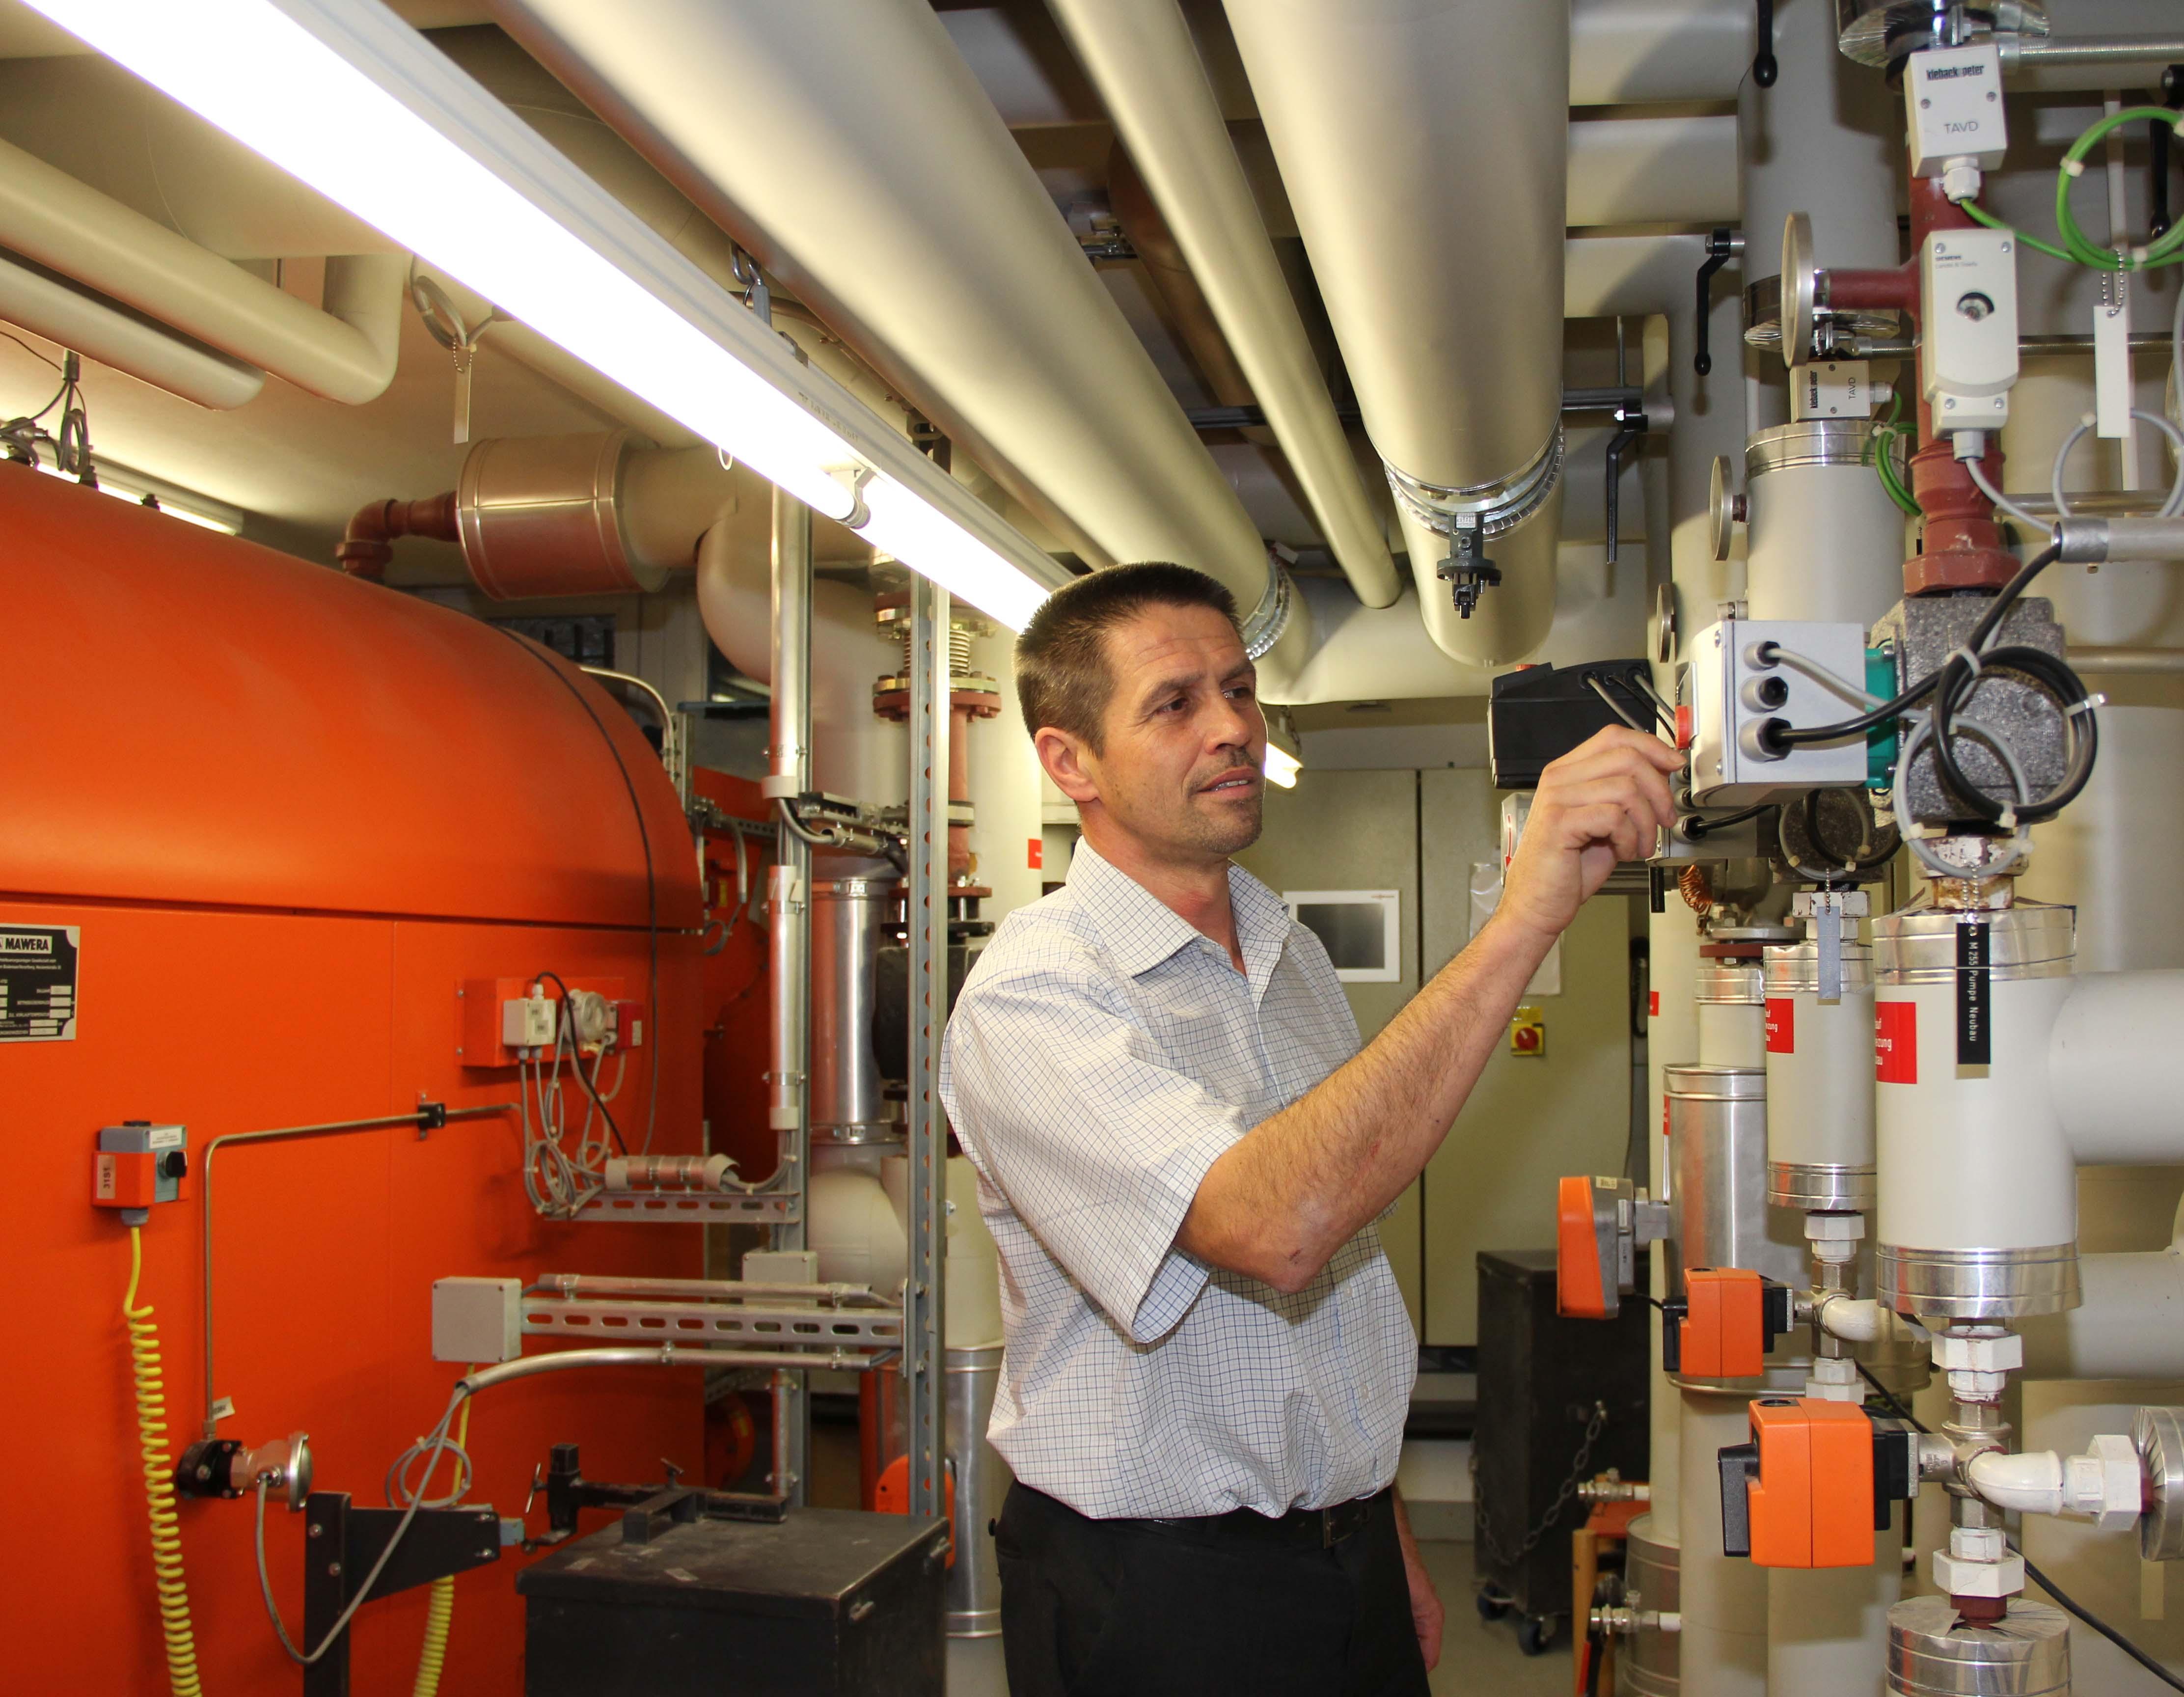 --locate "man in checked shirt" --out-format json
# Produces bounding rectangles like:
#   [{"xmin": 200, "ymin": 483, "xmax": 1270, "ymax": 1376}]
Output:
[{"xmin": 940, "ymin": 562, "xmax": 1681, "ymax": 1696}]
